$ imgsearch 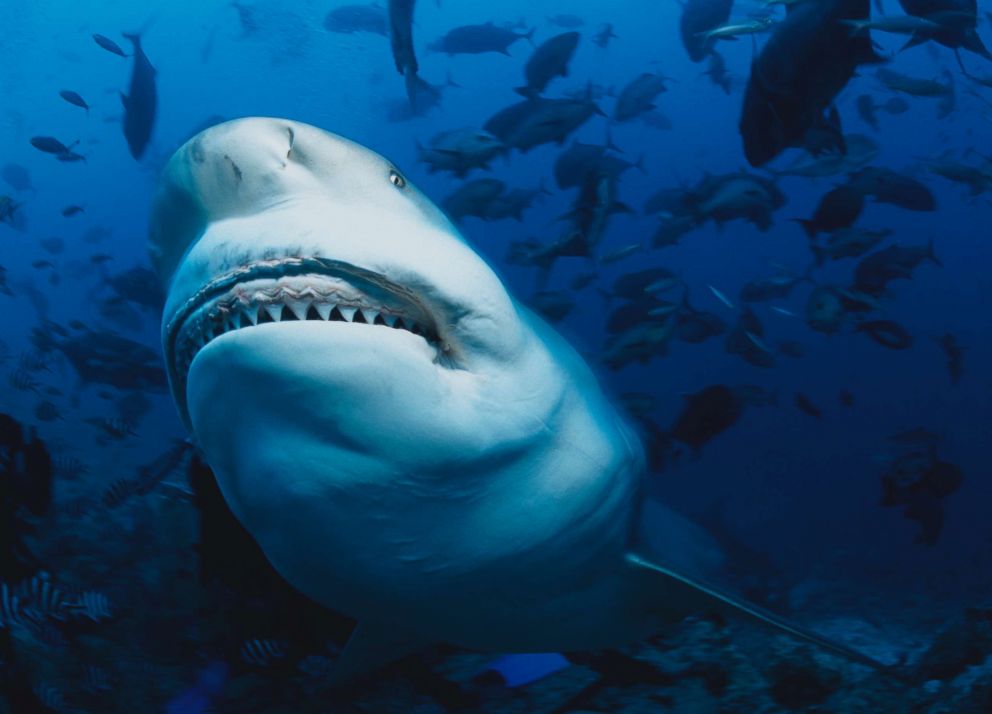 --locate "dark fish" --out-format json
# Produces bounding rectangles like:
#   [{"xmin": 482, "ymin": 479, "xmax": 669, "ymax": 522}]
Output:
[
  {"xmin": 811, "ymin": 227, "xmax": 890, "ymax": 265},
  {"xmin": 92, "ymin": 33, "xmax": 129, "ymax": 57},
  {"xmin": 58, "ymin": 90, "xmax": 89, "ymax": 113},
  {"xmin": 61, "ymin": 205, "xmax": 84, "ymax": 217},
  {"xmin": 739, "ymin": 269, "xmax": 811, "ymax": 302},
  {"xmin": 484, "ymin": 91, "xmax": 603, "ymax": 152},
  {"xmin": 442, "ymin": 178, "xmax": 506, "ymax": 221},
  {"xmin": 797, "ymin": 185, "xmax": 864, "ymax": 237},
  {"xmin": 855, "ymin": 94, "xmax": 879, "ymax": 130},
  {"xmin": 528, "ymin": 290, "xmax": 575, "ymax": 322},
  {"xmin": 680, "ymin": 0, "xmax": 734, "ymax": 62},
  {"xmin": 794, "ymin": 392, "xmax": 823, "ymax": 418},
  {"xmin": 898, "ymin": 0, "xmax": 992, "ymax": 61},
  {"xmin": 417, "ymin": 128, "xmax": 505, "ymax": 177},
  {"xmin": 614, "ymin": 73, "xmax": 671, "ymax": 122},
  {"xmin": 847, "ymin": 167, "xmax": 936, "ymax": 211},
  {"xmin": 29, "ymin": 136, "xmax": 77, "ymax": 155},
  {"xmin": 806, "ymin": 285, "xmax": 845, "ymax": 333},
  {"xmin": 121, "ymin": 33, "xmax": 157, "ymax": 160},
  {"xmin": 241, "ymin": 639, "xmax": 288, "ymax": 668},
  {"xmin": 516, "ymin": 31, "xmax": 580, "ymax": 99},
  {"xmin": 739, "ymin": 0, "xmax": 884, "ymax": 166},
  {"xmin": 429, "ymin": 22, "xmax": 535, "ymax": 56},
  {"xmin": 725, "ymin": 309, "xmax": 775, "ymax": 368},
  {"xmin": 853, "ymin": 238, "xmax": 941, "ymax": 296},
  {"xmin": 553, "ymin": 135, "xmax": 640, "ymax": 190},
  {"xmin": 703, "ymin": 50, "xmax": 733, "ymax": 94},
  {"xmin": 388, "ymin": 0, "xmax": 418, "ymax": 77},
  {"xmin": 324, "ymin": 4, "xmax": 388, "ymax": 35},
  {"xmin": 935, "ymin": 333, "xmax": 964, "ymax": 383},
  {"xmin": 593, "ymin": 23, "xmax": 618, "ymax": 48},
  {"xmin": 857, "ymin": 319, "xmax": 914, "ymax": 349},
  {"xmin": 40, "ymin": 237, "xmax": 64, "ymax": 255},
  {"xmin": 669, "ymin": 384, "xmax": 743, "ymax": 453},
  {"xmin": 839, "ymin": 389, "xmax": 855, "ymax": 406}
]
